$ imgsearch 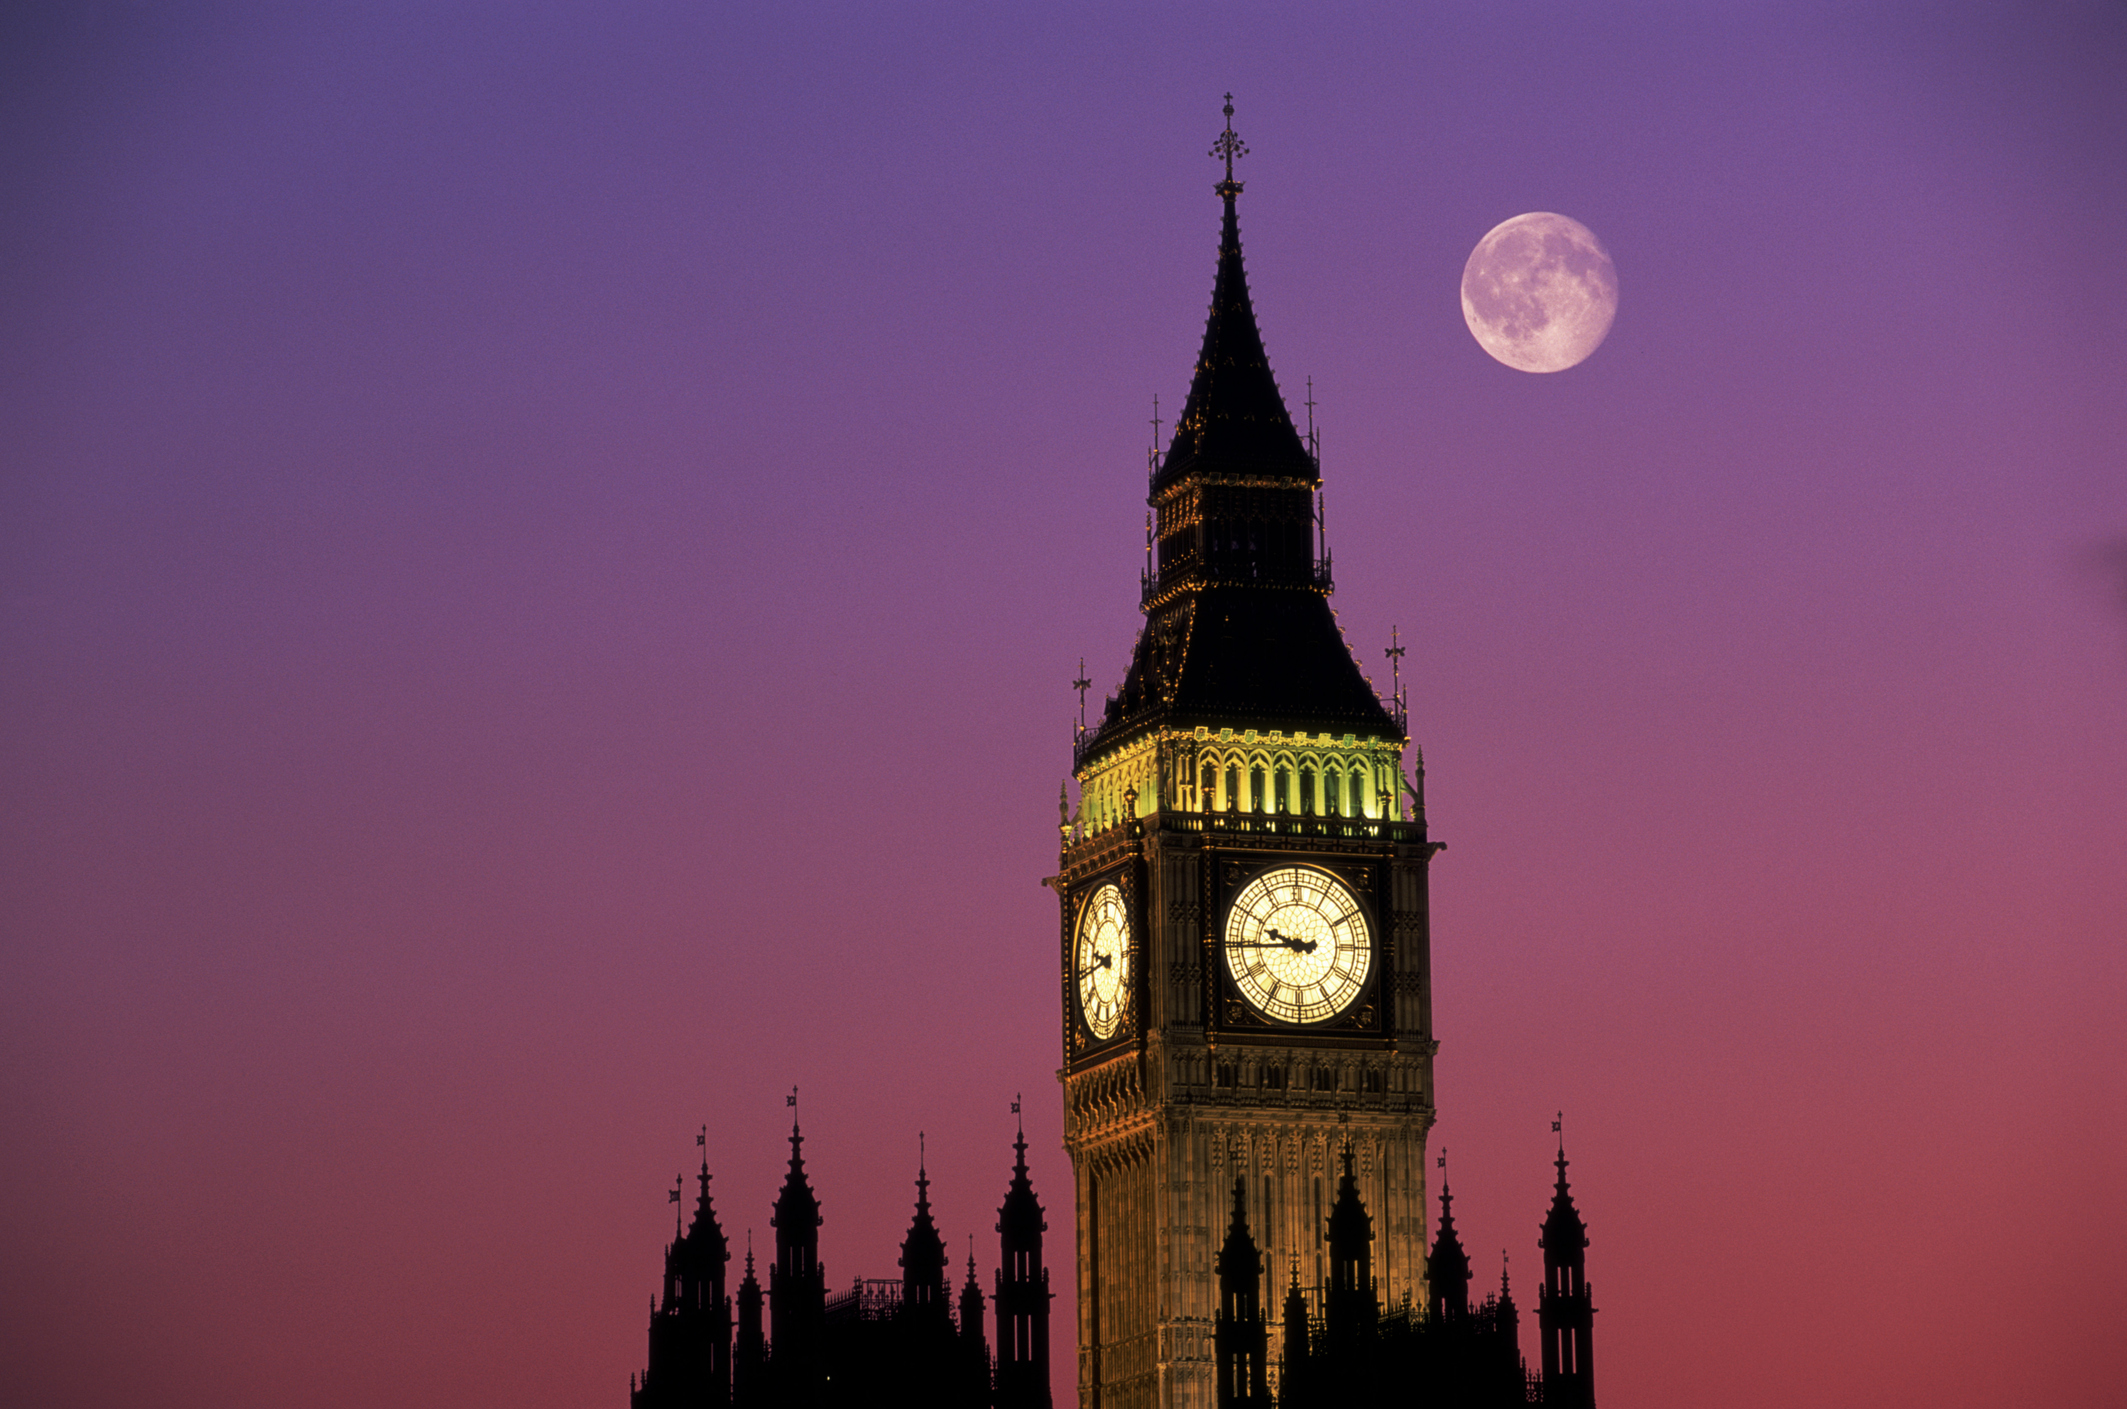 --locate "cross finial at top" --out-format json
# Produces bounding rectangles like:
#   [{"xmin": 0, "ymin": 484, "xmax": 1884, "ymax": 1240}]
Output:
[{"xmin": 1210, "ymin": 94, "xmax": 1248, "ymax": 193}]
